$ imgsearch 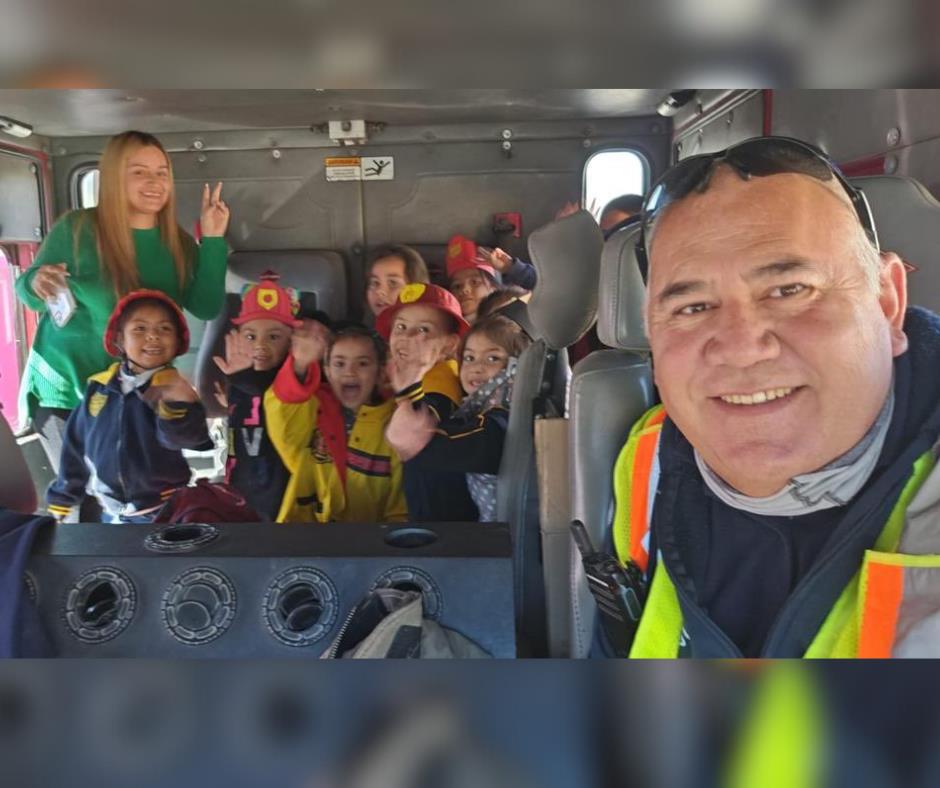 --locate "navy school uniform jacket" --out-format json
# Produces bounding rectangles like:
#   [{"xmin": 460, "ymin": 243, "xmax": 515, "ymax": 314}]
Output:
[
  {"xmin": 47, "ymin": 363, "xmax": 212, "ymax": 520},
  {"xmin": 224, "ymin": 366, "xmax": 291, "ymax": 521}
]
